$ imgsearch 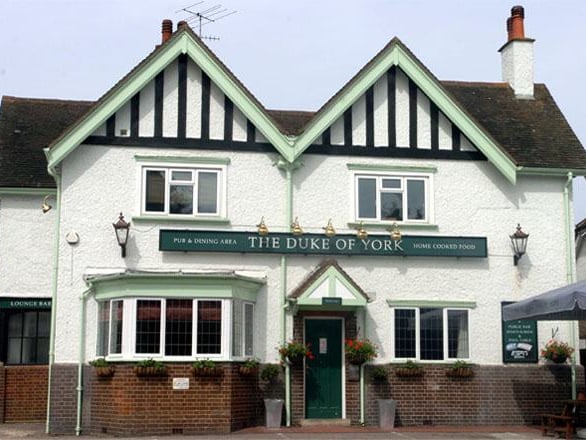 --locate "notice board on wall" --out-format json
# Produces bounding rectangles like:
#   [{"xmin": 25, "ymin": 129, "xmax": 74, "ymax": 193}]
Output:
[{"xmin": 501, "ymin": 301, "xmax": 538, "ymax": 363}]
